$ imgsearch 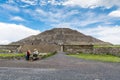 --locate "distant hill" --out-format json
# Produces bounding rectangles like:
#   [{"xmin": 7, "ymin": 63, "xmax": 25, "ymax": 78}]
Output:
[{"xmin": 11, "ymin": 28, "xmax": 111, "ymax": 46}]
